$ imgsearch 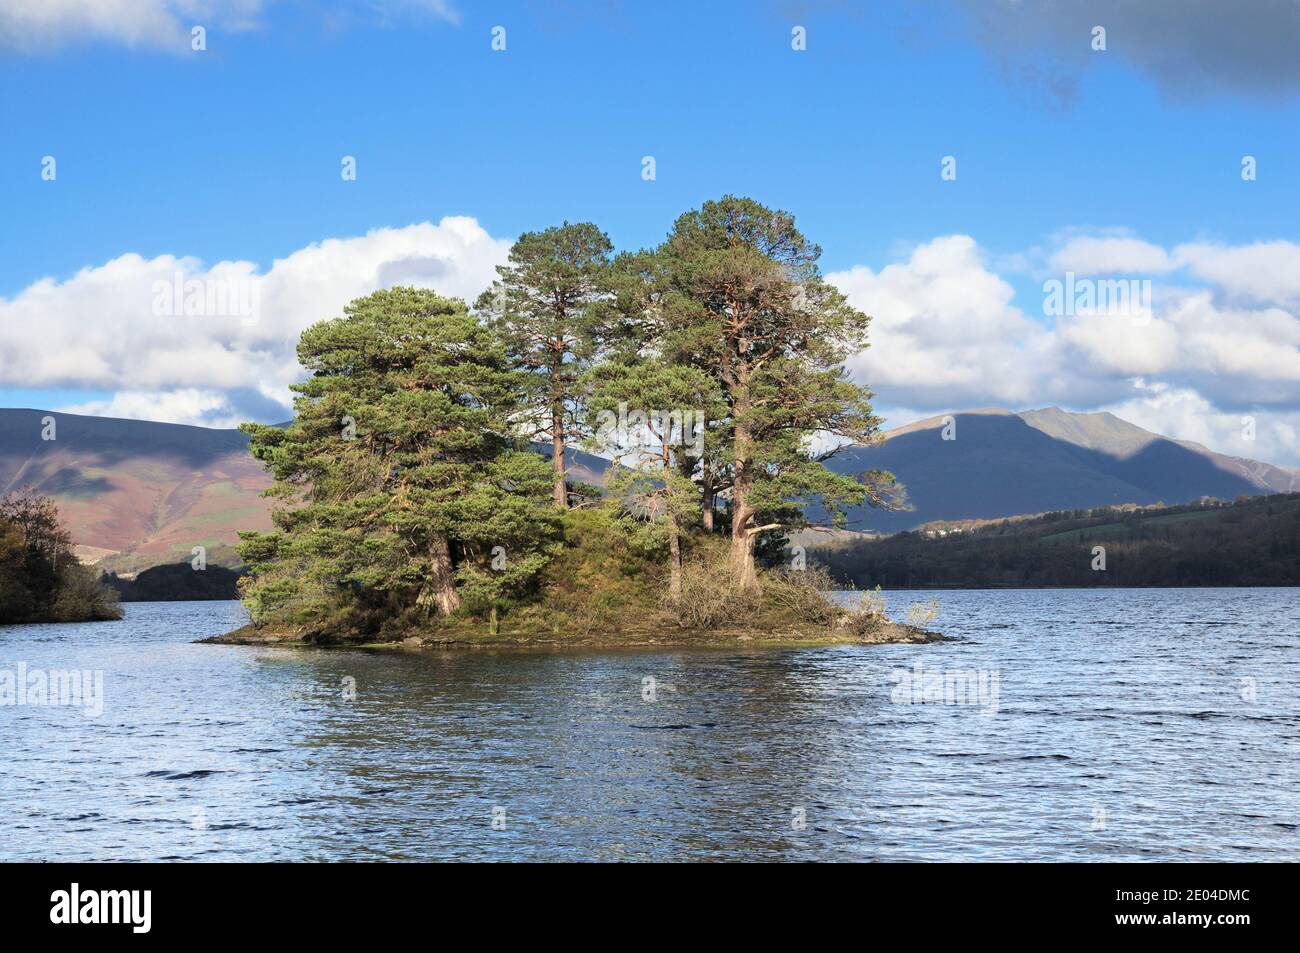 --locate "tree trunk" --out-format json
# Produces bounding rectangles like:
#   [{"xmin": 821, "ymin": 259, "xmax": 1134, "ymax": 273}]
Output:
[
  {"xmin": 667, "ymin": 511, "xmax": 683, "ymax": 604},
  {"xmin": 729, "ymin": 463, "xmax": 758, "ymax": 590},
  {"xmin": 729, "ymin": 381, "xmax": 759, "ymax": 591},
  {"xmin": 729, "ymin": 507, "xmax": 757, "ymax": 591},
  {"xmin": 417, "ymin": 532, "xmax": 461, "ymax": 616},
  {"xmin": 551, "ymin": 404, "xmax": 568, "ymax": 508}
]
